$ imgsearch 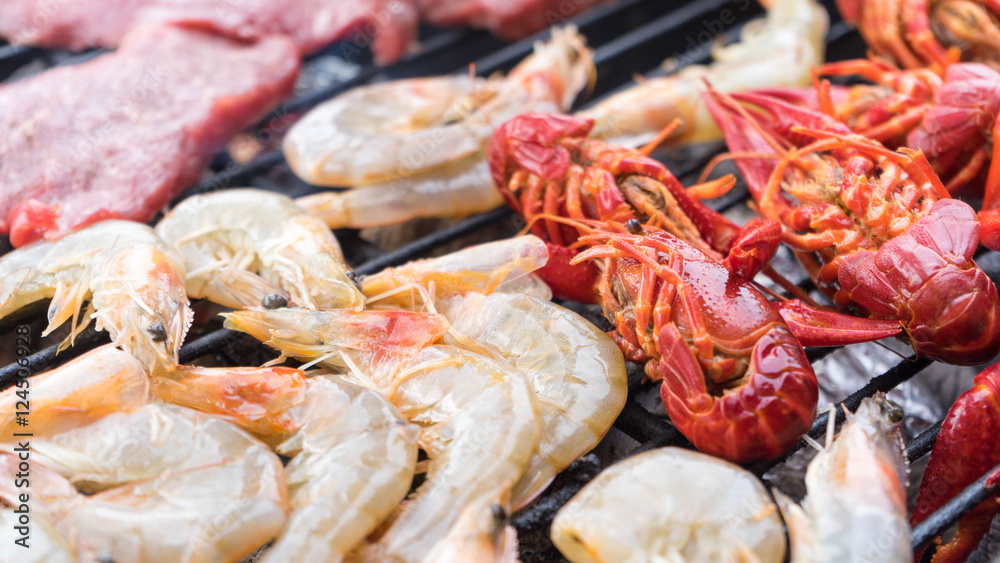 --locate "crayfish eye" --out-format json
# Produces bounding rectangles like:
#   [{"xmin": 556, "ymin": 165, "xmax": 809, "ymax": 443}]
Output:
[
  {"xmin": 262, "ymin": 294, "xmax": 289, "ymax": 310},
  {"xmin": 882, "ymin": 399, "xmax": 904, "ymax": 423},
  {"xmin": 145, "ymin": 322, "xmax": 167, "ymax": 343},
  {"xmin": 625, "ymin": 219, "xmax": 643, "ymax": 234}
]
